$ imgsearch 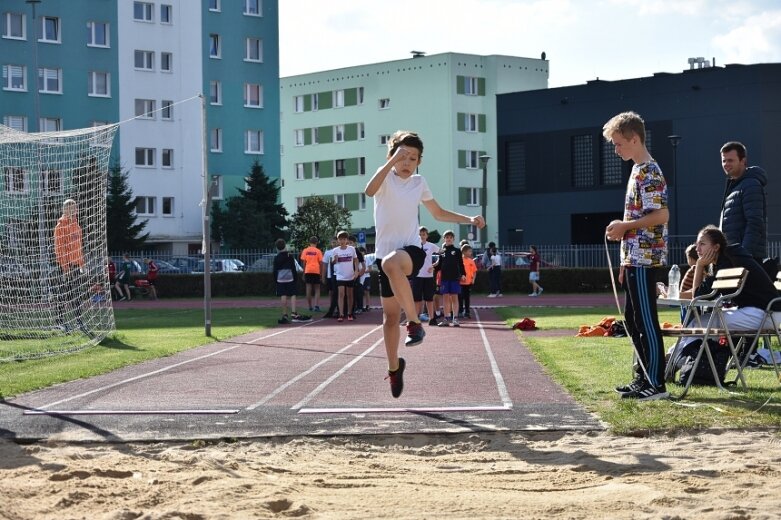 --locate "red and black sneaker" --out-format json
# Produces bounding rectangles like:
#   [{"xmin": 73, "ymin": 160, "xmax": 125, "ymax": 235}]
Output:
[
  {"xmin": 385, "ymin": 357, "xmax": 406, "ymax": 398},
  {"xmin": 405, "ymin": 321, "xmax": 426, "ymax": 346}
]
